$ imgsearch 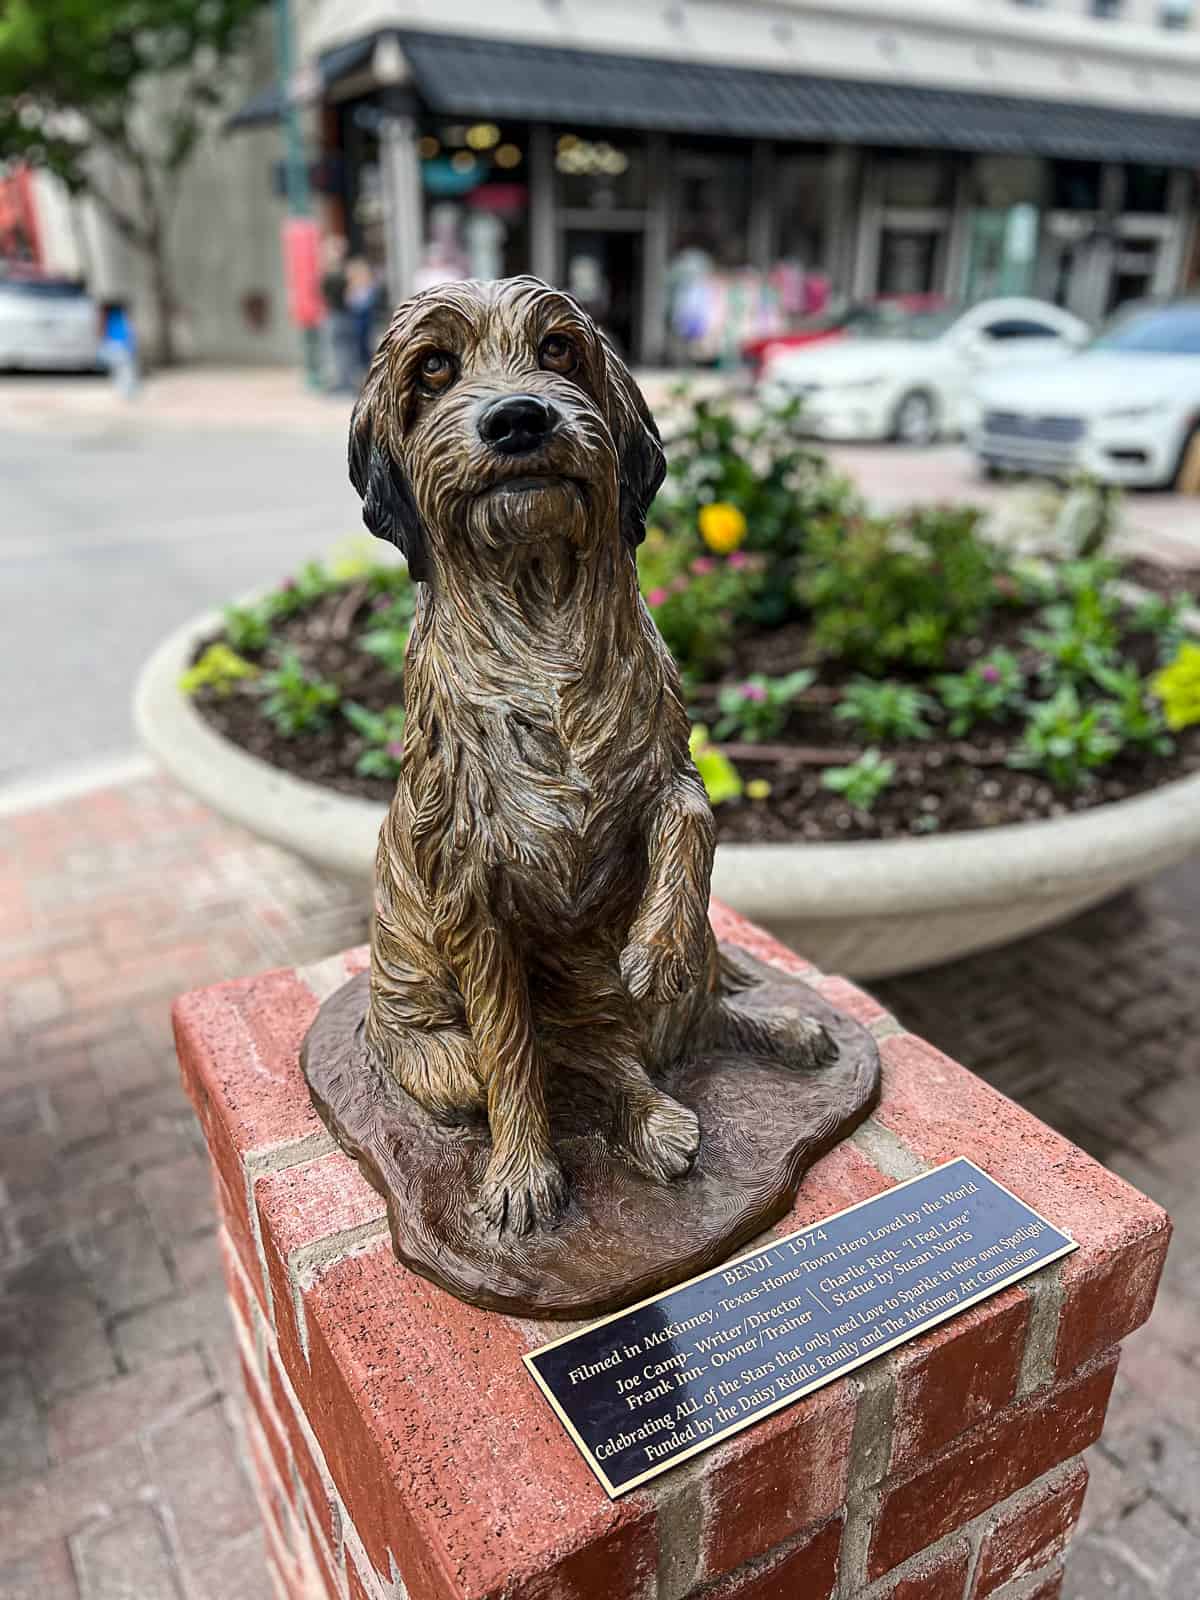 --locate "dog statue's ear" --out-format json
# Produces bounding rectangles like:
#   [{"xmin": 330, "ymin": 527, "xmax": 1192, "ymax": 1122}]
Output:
[
  {"xmin": 348, "ymin": 382, "xmax": 430, "ymax": 582},
  {"xmin": 602, "ymin": 337, "xmax": 667, "ymax": 550}
]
